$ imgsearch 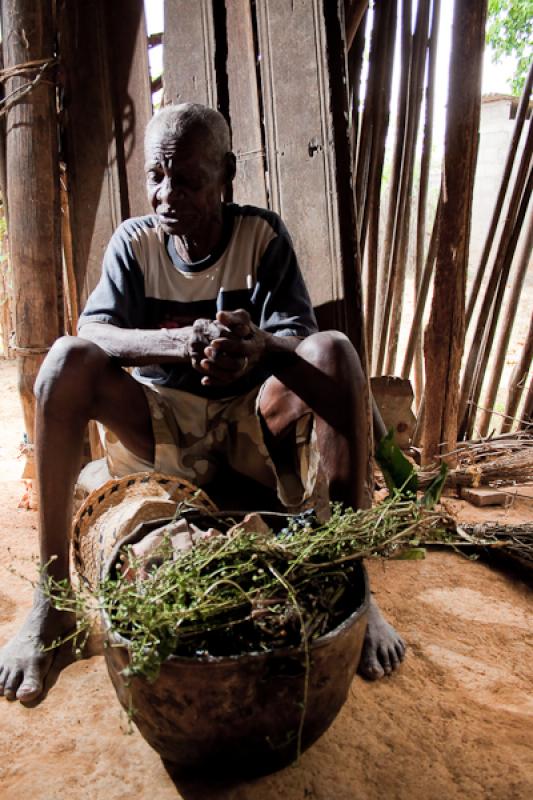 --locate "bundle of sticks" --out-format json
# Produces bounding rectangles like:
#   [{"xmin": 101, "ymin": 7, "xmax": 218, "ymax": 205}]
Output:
[{"xmin": 416, "ymin": 432, "xmax": 533, "ymax": 489}]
